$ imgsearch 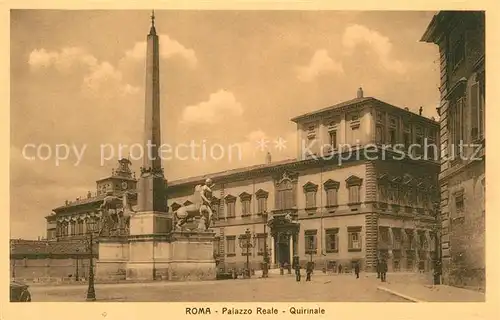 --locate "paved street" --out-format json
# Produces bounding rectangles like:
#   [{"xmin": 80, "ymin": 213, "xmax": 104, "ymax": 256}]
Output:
[{"xmin": 28, "ymin": 273, "xmax": 406, "ymax": 302}]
